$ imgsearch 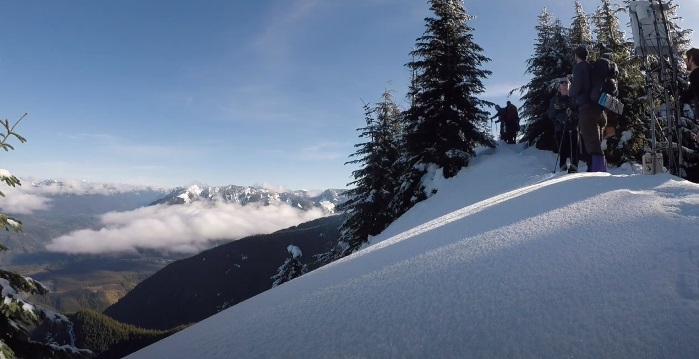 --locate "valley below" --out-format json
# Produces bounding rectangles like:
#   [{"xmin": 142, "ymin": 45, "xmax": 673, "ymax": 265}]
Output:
[
  {"xmin": 0, "ymin": 182, "xmax": 345, "ymax": 318},
  {"xmin": 8, "ymin": 255, "xmax": 178, "ymax": 313}
]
